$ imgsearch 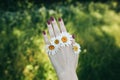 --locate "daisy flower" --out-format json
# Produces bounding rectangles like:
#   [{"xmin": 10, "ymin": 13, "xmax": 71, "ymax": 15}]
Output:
[
  {"xmin": 73, "ymin": 43, "xmax": 81, "ymax": 54},
  {"xmin": 46, "ymin": 44, "xmax": 58, "ymax": 55},
  {"xmin": 60, "ymin": 32, "xmax": 72, "ymax": 46},
  {"xmin": 51, "ymin": 36, "xmax": 62, "ymax": 47}
]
